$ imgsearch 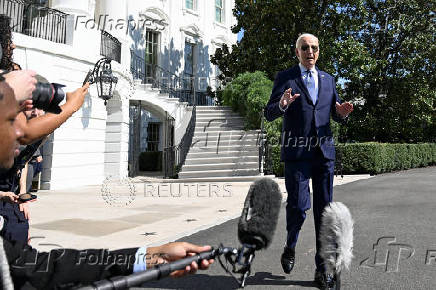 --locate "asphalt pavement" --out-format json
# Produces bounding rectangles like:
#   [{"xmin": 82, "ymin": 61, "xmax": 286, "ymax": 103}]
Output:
[{"xmin": 137, "ymin": 167, "xmax": 436, "ymax": 290}]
